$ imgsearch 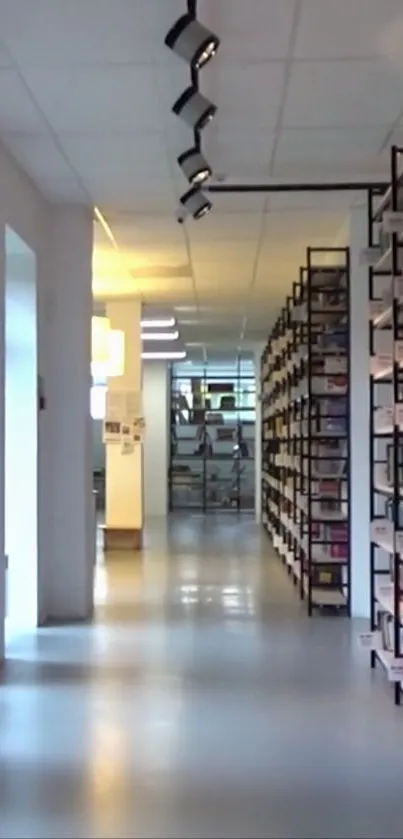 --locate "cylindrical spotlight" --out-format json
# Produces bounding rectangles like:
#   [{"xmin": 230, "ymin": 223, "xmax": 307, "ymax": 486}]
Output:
[
  {"xmin": 181, "ymin": 186, "xmax": 212, "ymax": 220},
  {"xmin": 165, "ymin": 14, "xmax": 220, "ymax": 69},
  {"xmin": 173, "ymin": 86, "xmax": 216, "ymax": 132},
  {"xmin": 178, "ymin": 148, "xmax": 212, "ymax": 185}
]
